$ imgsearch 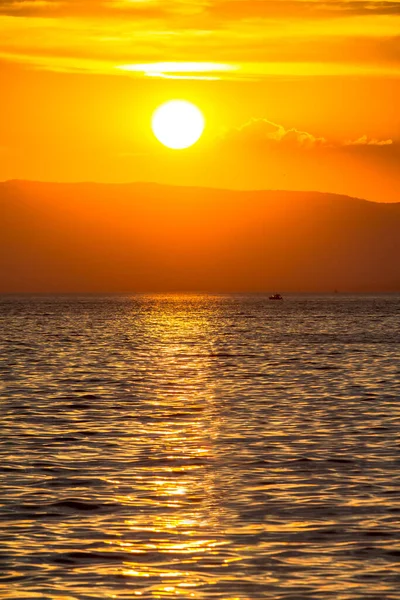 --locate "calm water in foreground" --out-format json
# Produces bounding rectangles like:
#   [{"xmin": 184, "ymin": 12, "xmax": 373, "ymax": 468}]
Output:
[{"xmin": 1, "ymin": 294, "xmax": 400, "ymax": 600}]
